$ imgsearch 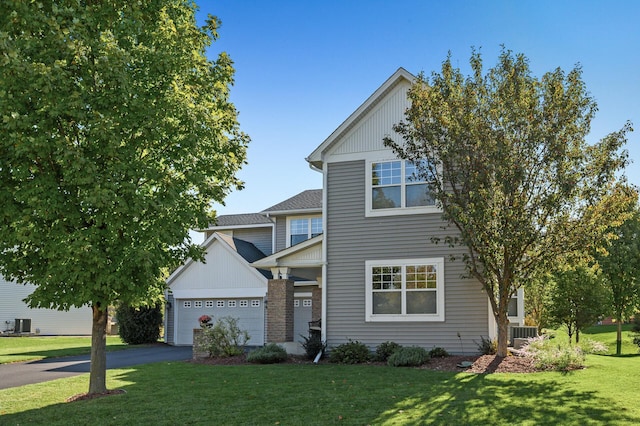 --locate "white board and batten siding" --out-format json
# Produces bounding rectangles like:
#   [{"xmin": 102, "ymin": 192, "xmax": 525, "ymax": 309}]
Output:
[
  {"xmin": 0, "ymin": 276, "xmax": 92, "ymax": 335},
  {"xmin": 167, "ymin": 235, "xmax": 268, "ymax": 346}
]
